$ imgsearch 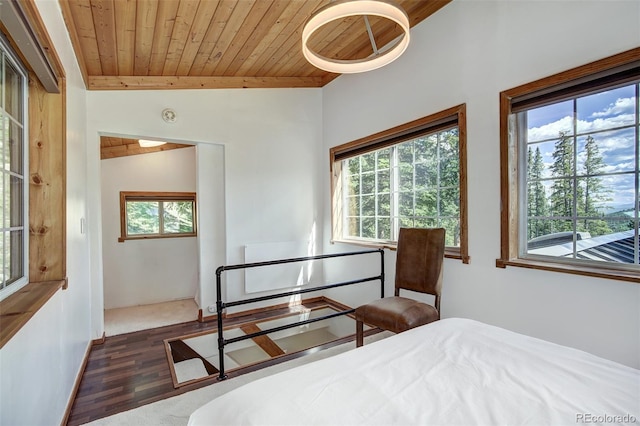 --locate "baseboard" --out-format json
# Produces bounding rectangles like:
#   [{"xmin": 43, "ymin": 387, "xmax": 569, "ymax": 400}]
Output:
[
  {"xmin": 198, "ymin": 309, "xmax": 221, "ymax": 323},
  {"xmin": 60, "ymin": 339, "xmax": 93, "ymax": 426},
  {"xmin": 92, "ymin": 332, "xmax": 106, "ymax": 345}
]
